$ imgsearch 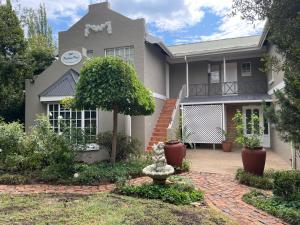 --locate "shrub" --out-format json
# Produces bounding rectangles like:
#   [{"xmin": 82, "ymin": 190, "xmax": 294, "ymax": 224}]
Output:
[
  {"xmin": 0, "ymin": 120, "xmax": 25, "ymax": 166},
  {"xmin": 235, "ymin": 169, "xmax": 274, "ymax": 190},
  {"xmin": 0, "ymin": 174, "xmax": 29, "ymax": 185},
  {"xmin": 243, "ymin": 190, "xmax": 300, "ymax": 225},
  {"xmin": 97, "ymin": 131, "xmax": 142, "ymax": 161},
  {"xmin": 168, "ymin": 175, "xmax": 195, "ymax": 190},
  {"xmin": 273, "ymin": 170, "xmax": 300, "ymax": 201},
  {"xmin": 72, "ymin": 158, "xmax": 148, "ymax": 184},
  {"xmin": 116, "ymin": 182, "xmax": 204, "ymax": 205},
  {"xmin": 181, "ymin": 159, "xmax": 191, "ymax": 172}
]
